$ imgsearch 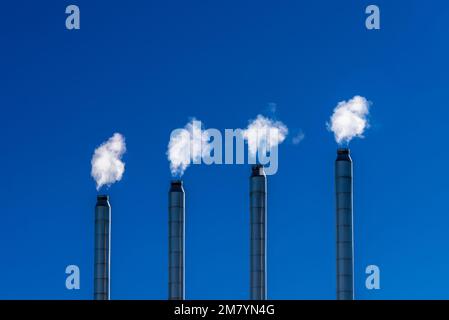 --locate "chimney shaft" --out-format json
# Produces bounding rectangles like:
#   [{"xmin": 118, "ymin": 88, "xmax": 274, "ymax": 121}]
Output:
[
  {"xmin": 169, "ymin": 180, "xmax": 185, "ymax": 300},
  {"xmin": 250, "ymin": 165, "xmax": 267, "ymax": 300},
  {"xmin": 94, "ymin": 195, "xmax": 111, "ymax": 300},
  {"xmin": 335, "ymin": 148, "xmax": 354, "ymax": 300}
]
